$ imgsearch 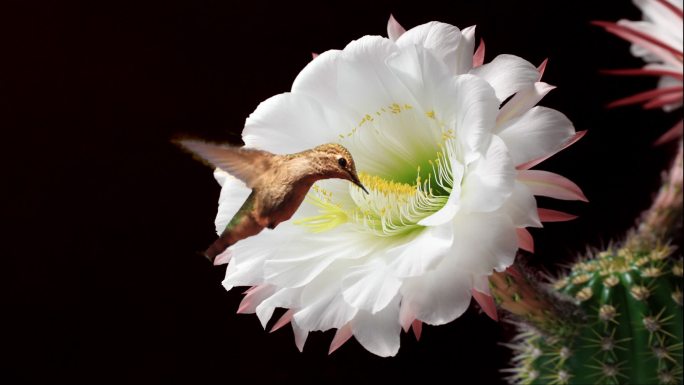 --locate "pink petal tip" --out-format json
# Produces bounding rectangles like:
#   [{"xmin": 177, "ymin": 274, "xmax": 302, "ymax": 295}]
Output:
[
  {"xmin": 473, "ymin": 38, "xmax": 485, "ymax": 67},
  {"xmin": 654, "ymin": 120, "xmax": 684, "ymax": 146},
  {"xmin": 472, "ymin": 290, "xmax": 498, "ymax": 321},
  {"xmin": 411, "ymin": 320, "xmax": 423, "ymax": 341},
  {"xmin": 387, "ymin": 14, "xmax": 406, "ymax": 42},
  {"xmin": 270, "ymin": 309, "xmax": 294, "ymax": 333},
  {"xmin": 329, "ymin": 324, "xmax": 353, "ymax": 355},
  {"xmin": 537, "ymin": 58, "xmax": 548, "ymax": 81},
  {"xmin": 538, "ymin": 208, "xmax": 578, "ymax": 222},
  {"xmin": 606, "ymin": 86, "xmax": 683, "ymax": 109},
  {"xmin": 518, "ymin": 169, "xmax": 588, "ymax": 202},
  {"xmin": 516, "ymin": 228, "xmax": 535, "ymax": 253},
  {"xmin": 517, "ymin": 130, "xmax": 587, "ymax": 170}
]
